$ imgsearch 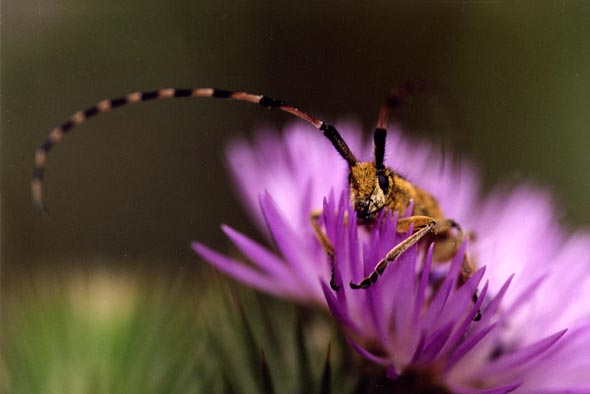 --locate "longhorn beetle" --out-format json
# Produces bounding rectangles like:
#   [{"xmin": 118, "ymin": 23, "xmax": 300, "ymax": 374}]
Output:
[{"xmin": 31, "ymin": 83, "xmax": 481, "ymax": 320}]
